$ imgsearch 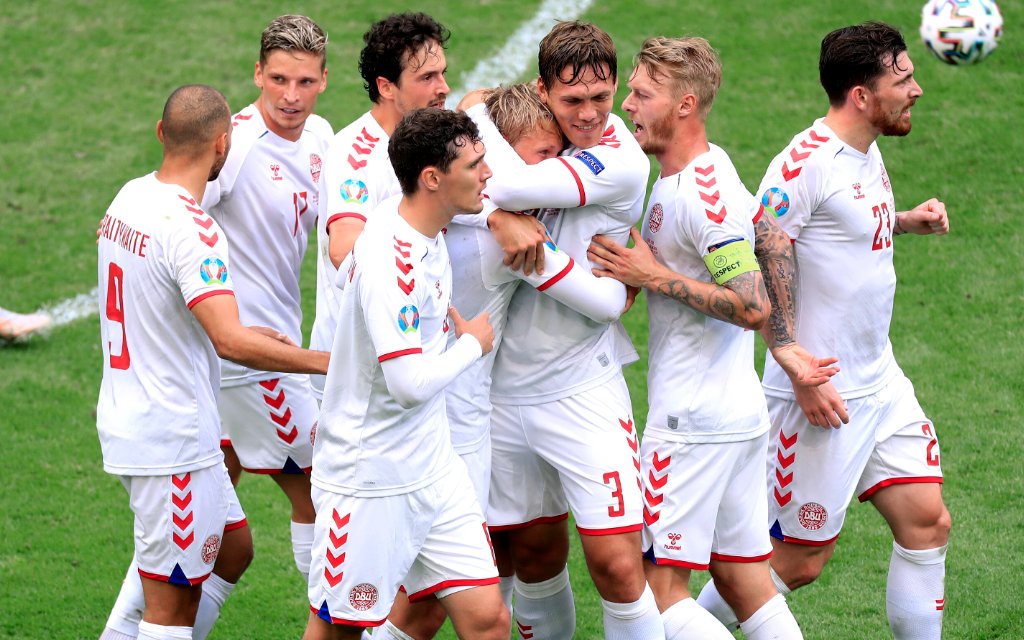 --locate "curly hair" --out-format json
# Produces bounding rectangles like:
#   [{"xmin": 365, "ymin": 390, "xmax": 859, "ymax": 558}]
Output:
[
  {"xmin": 359, "ymin": 13, "xmax": 450, "ymax": 103},
  {"xmin": 389, "ymin": 109, "xmax": 481, "ymax": 195},
  {"xmin": 820, "ymin": 22, "xmax": 908, "ymax": 106}
]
